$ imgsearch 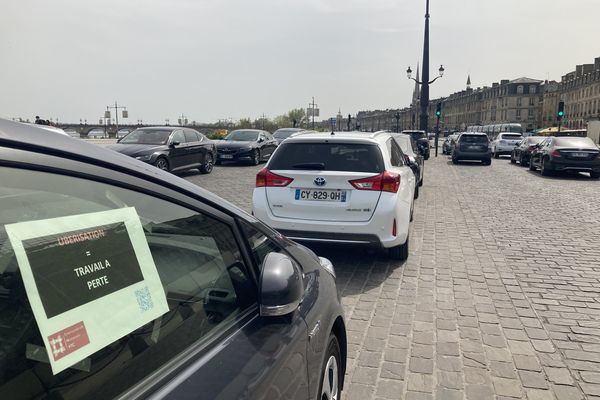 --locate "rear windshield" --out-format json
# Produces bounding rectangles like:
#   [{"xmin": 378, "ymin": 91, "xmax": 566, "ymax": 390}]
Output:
[
  {"xmin": 500, "ymin": 134, "xmax": 522, "ymax": 140},
  {"xmin": 460, "ymin": 135, "xmax": 488, "ymax": 144},
  {"xmin": 554, "ymin": 137, "xmax": 596, "ymax": 147},
  {"xmin": 268, "ymin": 142, "xmax": 384, "ymax": 173}
]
